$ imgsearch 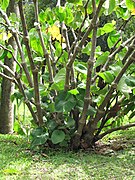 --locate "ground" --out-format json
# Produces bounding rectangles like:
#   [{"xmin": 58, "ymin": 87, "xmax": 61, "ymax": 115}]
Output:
[{"xmin": 0, "ymin": 128, "xmax": 135, "ymax": 180}]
